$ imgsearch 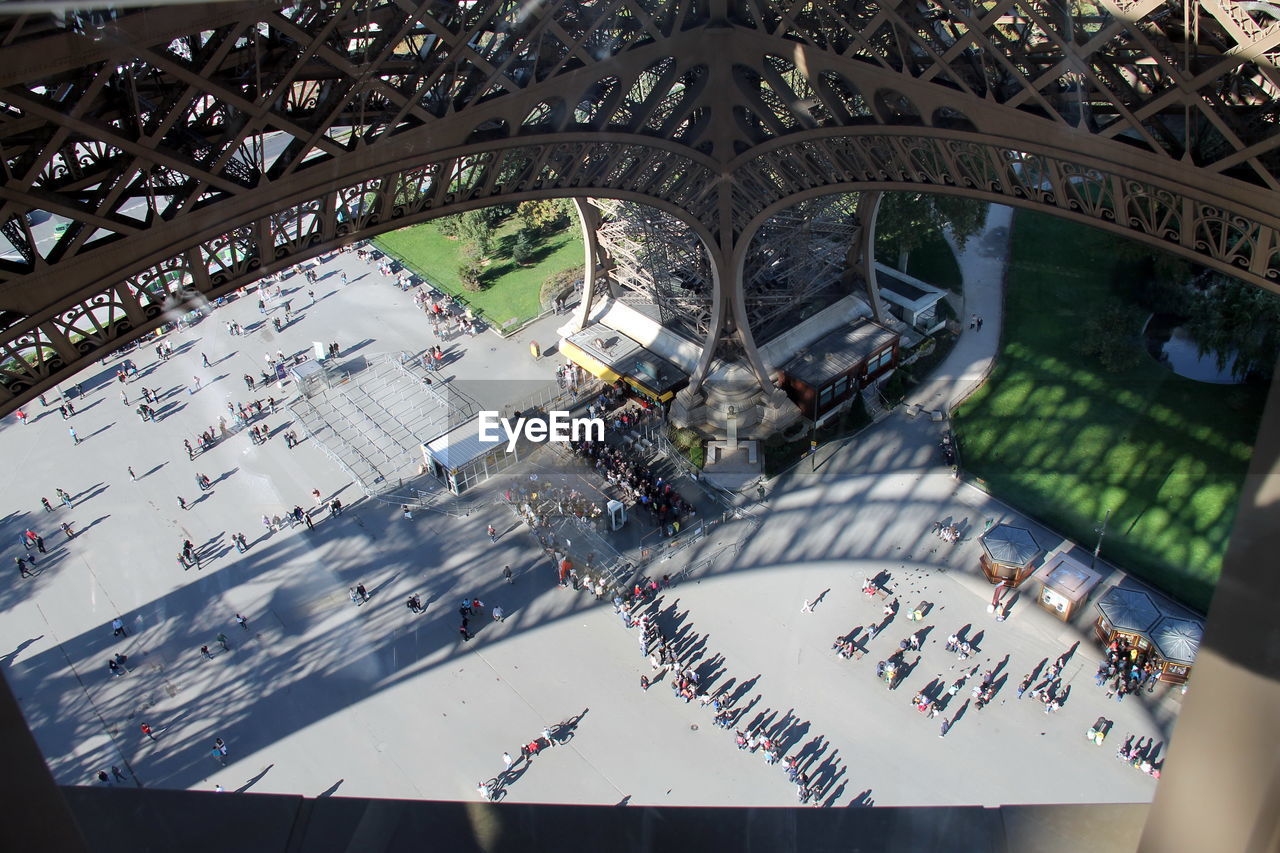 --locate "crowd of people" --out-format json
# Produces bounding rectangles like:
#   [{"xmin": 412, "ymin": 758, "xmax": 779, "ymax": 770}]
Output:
[
  {"xmin": 1095, "ymin": 635, "xmax": 1162, "ymax": 702},
  {"xmin": 567, "ymin": 431, "xmax": 695, "ymax": 535}
]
